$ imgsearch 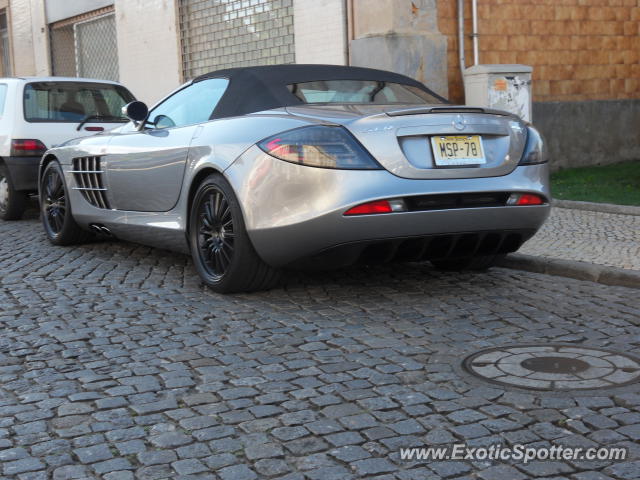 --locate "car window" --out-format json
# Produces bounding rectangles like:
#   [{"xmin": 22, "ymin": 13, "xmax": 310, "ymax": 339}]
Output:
[
  {"xmin": 288, "ymin": 80, "xmax": 444, "ymax": 105},
  {"xmin": 23, "ymin": 82, "xmax": 135, "ymax": 123},
  {"xmin": 0, "ymin": 84, "xmax": 7, "ymax": 115},
  {"xmin": 149, "ymin": 78, "xmax": 229, "ymax": 129}
]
